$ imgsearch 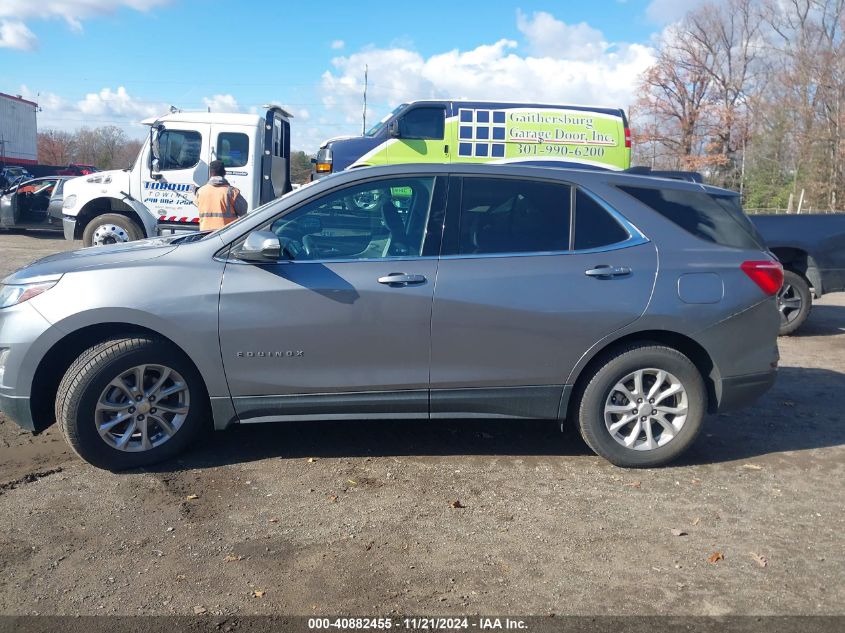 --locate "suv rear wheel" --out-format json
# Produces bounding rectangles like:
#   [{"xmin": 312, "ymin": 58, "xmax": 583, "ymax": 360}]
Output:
[
  {"xmin": 576, "ymin": 344, "xmax": 706, "ymax": 468},
  {"xmin": 56, "ymin": 336, "xmax": 207, "ymax": 470}
]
